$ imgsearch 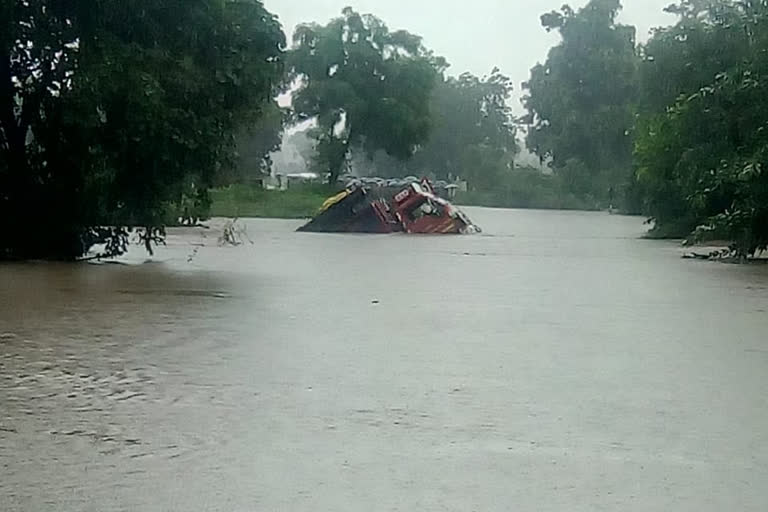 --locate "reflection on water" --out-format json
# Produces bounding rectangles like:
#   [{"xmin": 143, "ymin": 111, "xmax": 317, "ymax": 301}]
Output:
[{"xmin": 2, "ymin": 209, "xmax": 768, "ymax": 511}]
